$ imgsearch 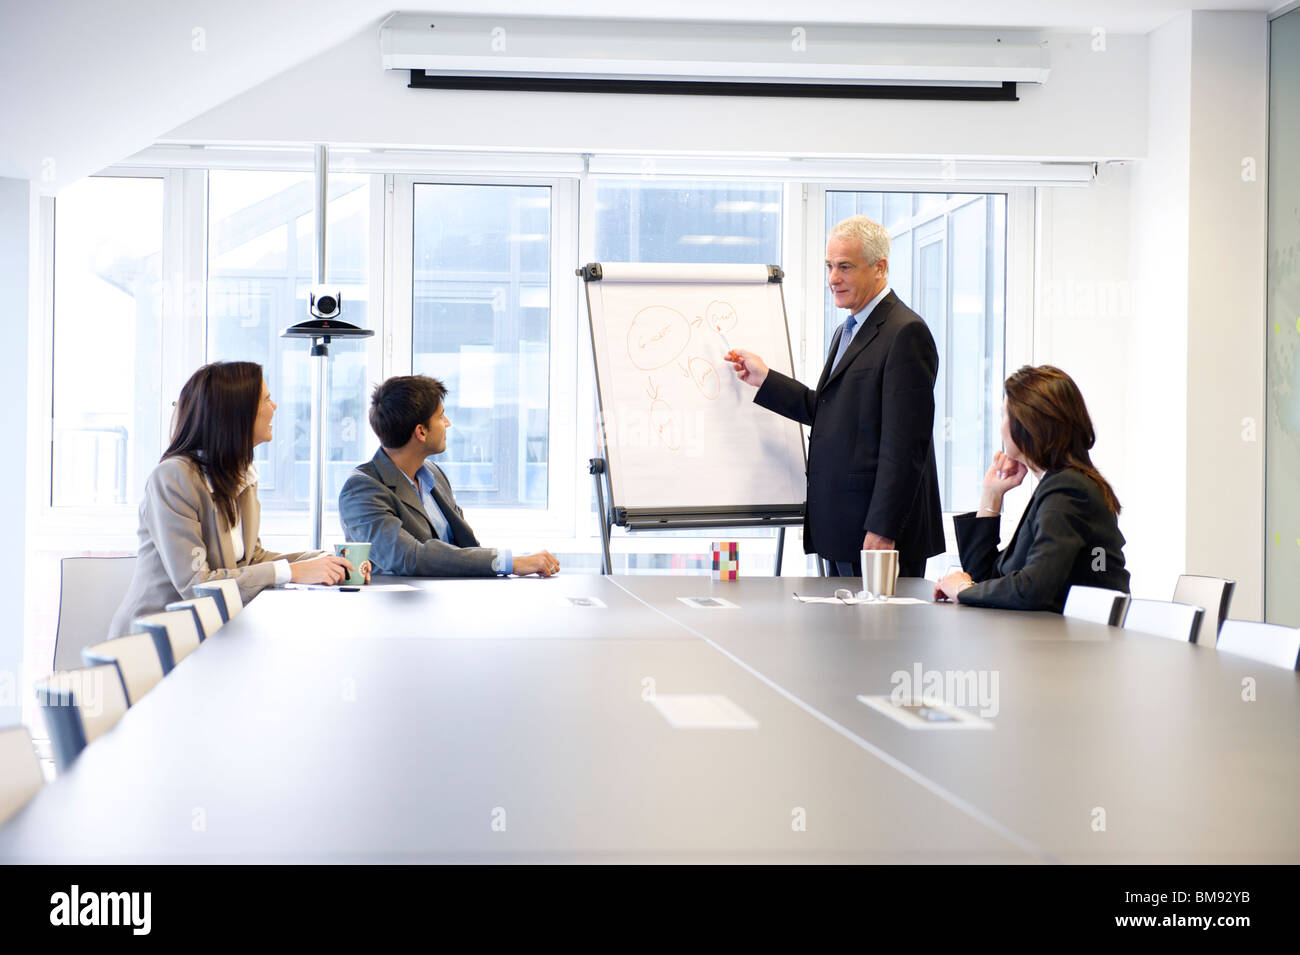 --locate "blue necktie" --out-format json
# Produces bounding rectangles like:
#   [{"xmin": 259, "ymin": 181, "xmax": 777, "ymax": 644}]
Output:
[{"xmin": 830, "ymin": 314, "xmax": 858, "ymax": 373}]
